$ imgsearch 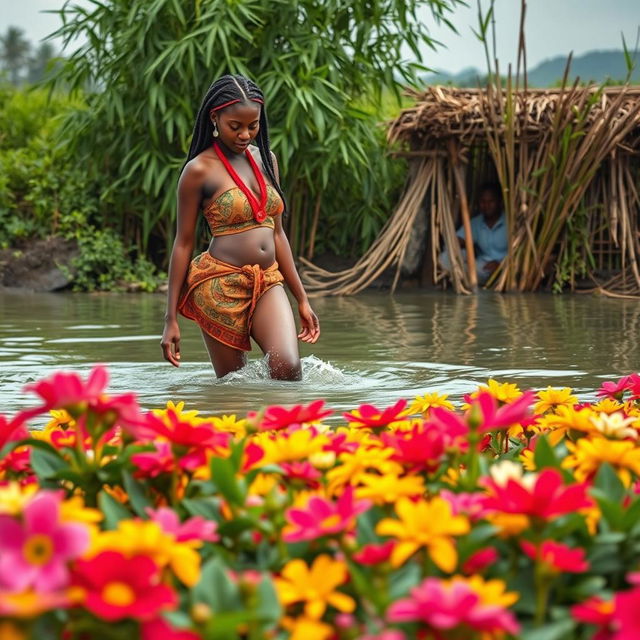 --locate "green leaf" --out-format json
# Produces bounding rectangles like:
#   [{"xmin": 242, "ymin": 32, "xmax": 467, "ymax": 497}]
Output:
[
  {"xmin": 210, "ymin": 456, "xmax": 245, "ymax": 507},
  {"xmin": 122, "ymin": 471, "xmax": 152, "ymax": 517},
  {"xmin": 193, "ymin": 556, "xmax": 241, "ymax": 613},
  {"xmin": 30, "ymin": 447, "xmax": 68, "ymax": 479},
  {"xmin": 533, "ymin": 435, "xmax": 561, "ymax": 470},
  {"xmin": 593, "ymin": 462, "xmax": 625, "ymax": 503},
  {"xmin": 520, "ymin": 618, "xmax": 576, "ymax": 640},
  {"xmin": 98, "ymin": 490, "xmax": 133, "ymax": 529},
  {"xmin": 255, "ymin": 575, "xmax": 281, "ymax": 625}
]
